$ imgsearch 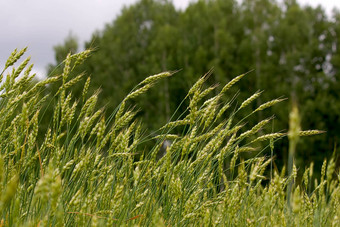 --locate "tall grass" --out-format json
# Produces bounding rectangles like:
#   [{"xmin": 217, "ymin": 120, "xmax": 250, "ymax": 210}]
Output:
[{"xmin": 0, "ymin": 48, "xmax": 338, "ymax": 226}]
